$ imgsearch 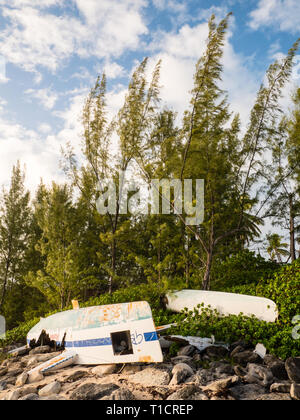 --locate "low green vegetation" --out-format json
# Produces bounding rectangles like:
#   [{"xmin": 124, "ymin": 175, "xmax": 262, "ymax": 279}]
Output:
[{"xmin": 1, "ymin": 260, "xmax": 299, "ymax": 359}]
